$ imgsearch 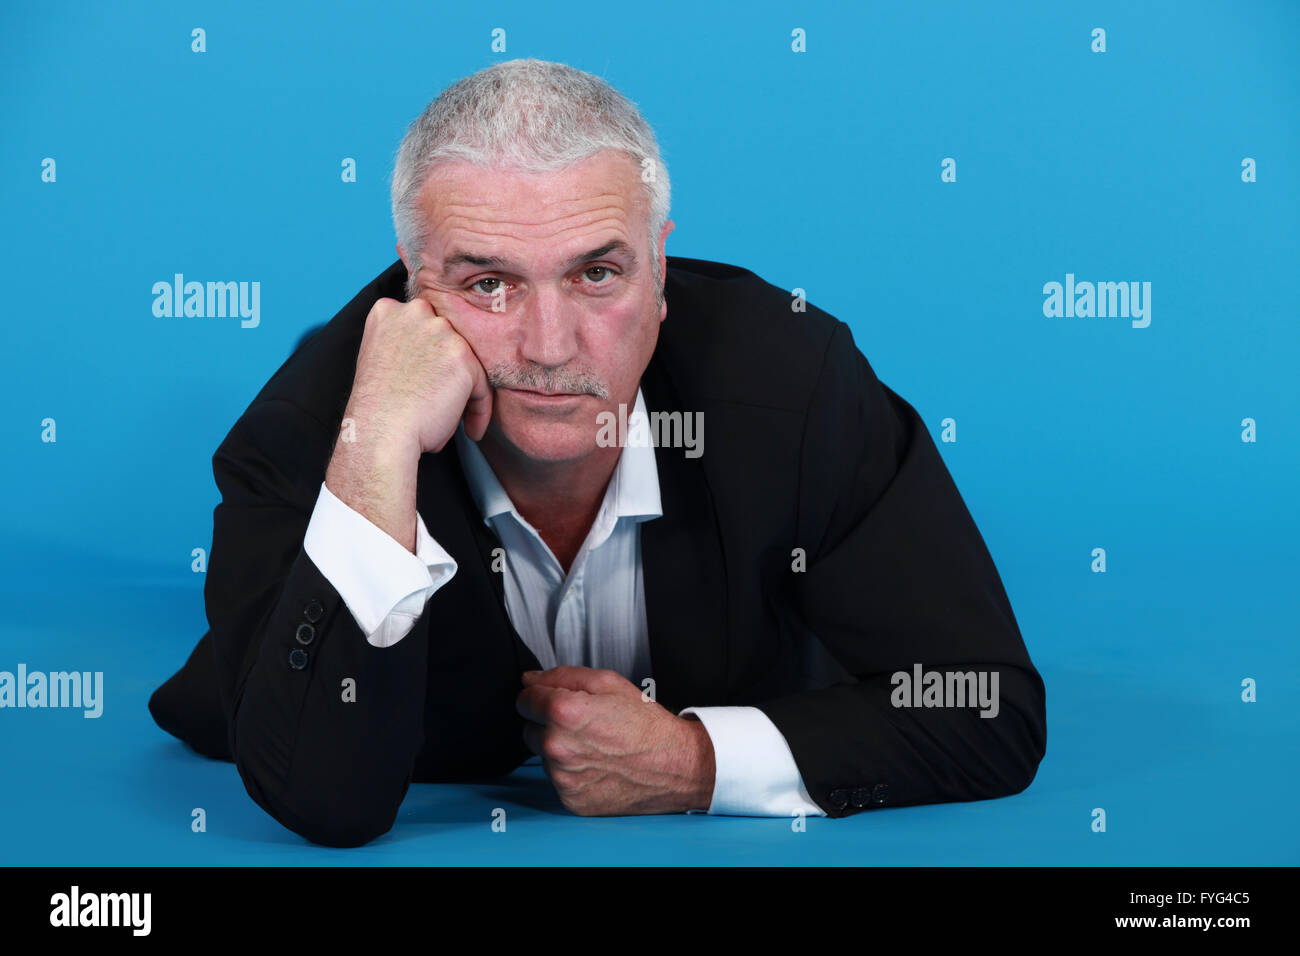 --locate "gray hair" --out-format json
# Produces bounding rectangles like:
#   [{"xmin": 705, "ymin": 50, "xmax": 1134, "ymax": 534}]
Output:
[{"xmin": 390, "ymin": 58, "xmax": 671, "ymax": 304}]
